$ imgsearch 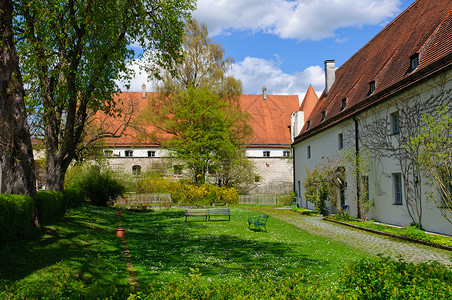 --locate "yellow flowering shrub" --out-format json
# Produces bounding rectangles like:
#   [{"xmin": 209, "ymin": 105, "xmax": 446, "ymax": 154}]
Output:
[{"xmin": 136, "ymin": 177, "xmax": 238, "ymax": 205}]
